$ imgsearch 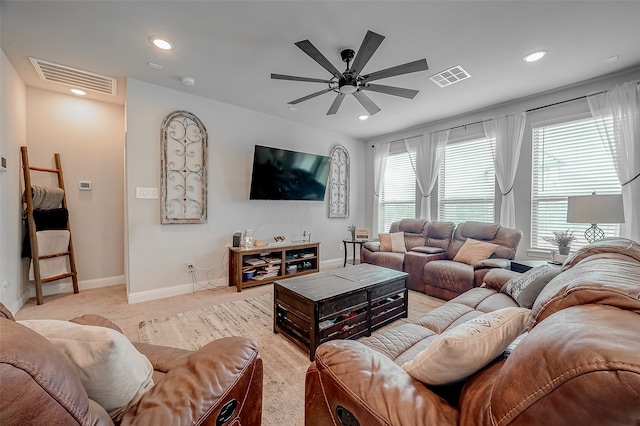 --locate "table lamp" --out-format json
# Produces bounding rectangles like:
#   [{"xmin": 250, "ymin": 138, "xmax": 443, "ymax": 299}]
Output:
[{"xmin": 566, "ymin": 192, "xmax": 625, "ymax": 243}]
